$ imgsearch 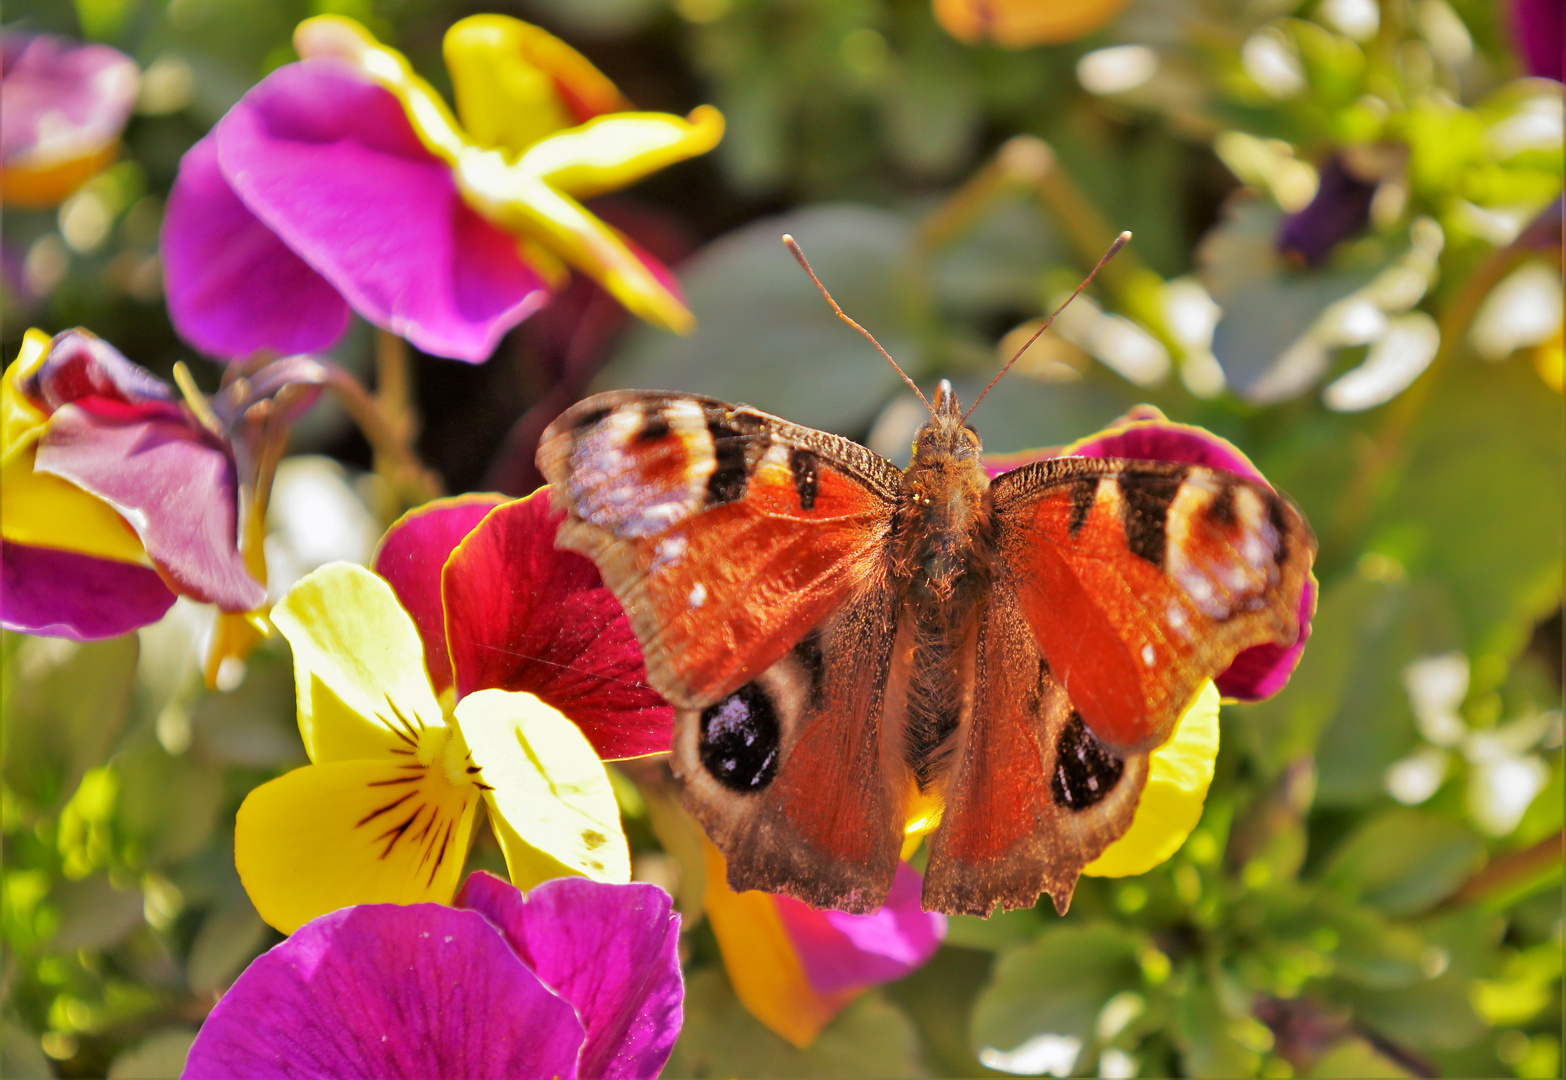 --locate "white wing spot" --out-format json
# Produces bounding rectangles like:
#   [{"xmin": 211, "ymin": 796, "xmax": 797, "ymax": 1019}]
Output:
[
  {"xmin": 652, "ymin": 535, "xmax": 687, "ymax": 571},
  {"xmin": 688, "ymin": 583, "xmax": 707, "ymax": 609},
  {"xmin": 1141, "ymin": 643, "xmax": 1157, "ymax": 666}
]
